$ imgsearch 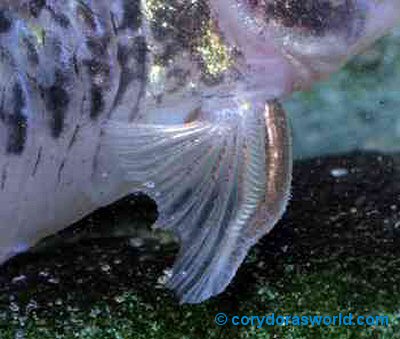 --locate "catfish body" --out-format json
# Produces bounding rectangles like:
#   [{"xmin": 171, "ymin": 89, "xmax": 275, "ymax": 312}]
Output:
[
  {"xmin": 0, "ymin": 0, "xmax": 399, "ymax": 303},
  {"xmin": 0, "ymin": 0, "xmax": 217, "ymax": 260},
  {"xmin": 0, "ymin": 0, "xmax": 135, "ymax": 262}
]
